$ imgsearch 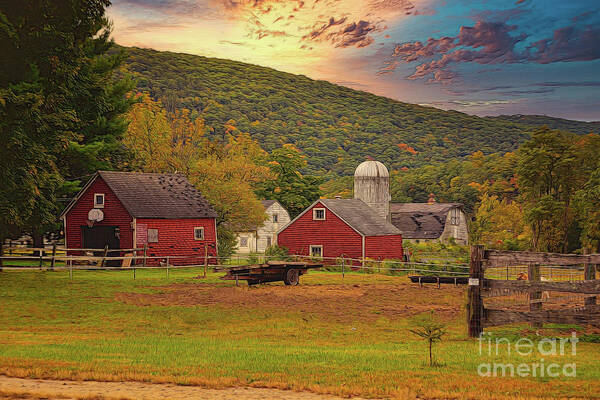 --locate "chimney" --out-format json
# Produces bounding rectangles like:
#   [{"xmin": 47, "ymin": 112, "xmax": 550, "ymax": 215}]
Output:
[{"xmin": 427, "ymin": 193, "xmax": 436, "ymax": 205}]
